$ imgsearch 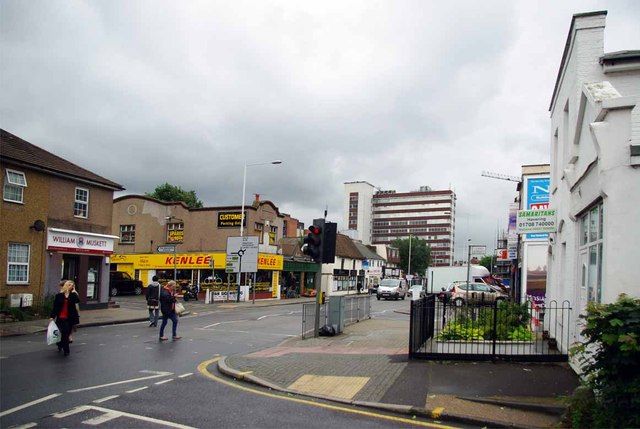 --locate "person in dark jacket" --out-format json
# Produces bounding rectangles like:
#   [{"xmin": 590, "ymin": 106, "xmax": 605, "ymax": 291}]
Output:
[
  {"xmin": 159, "ymin": 281, "xmax": 181, "ymax": 341},
  {"xmin": 49, "ymin": 280, "xmax": 80, "ymax": 356},
  {"xmin": 146, "ymin": 276, "xmax": 161, "ymax": 327}
]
